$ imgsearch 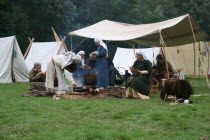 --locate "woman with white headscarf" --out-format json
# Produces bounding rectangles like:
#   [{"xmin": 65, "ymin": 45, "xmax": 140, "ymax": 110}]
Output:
[
  {"xmin": 73, "ymin": 50, "xmax": 86, "ymax": 87},
  {"xmin": 91, "ymin": 38, "xmax": 109, "ymax": 88},
  {"xmin": 126, "ymin": 50, "xmax": 152, "ymax": 99},
  {"xmin": 45, "ymin": 51, "xmax": 81, "ymax": 95}
]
